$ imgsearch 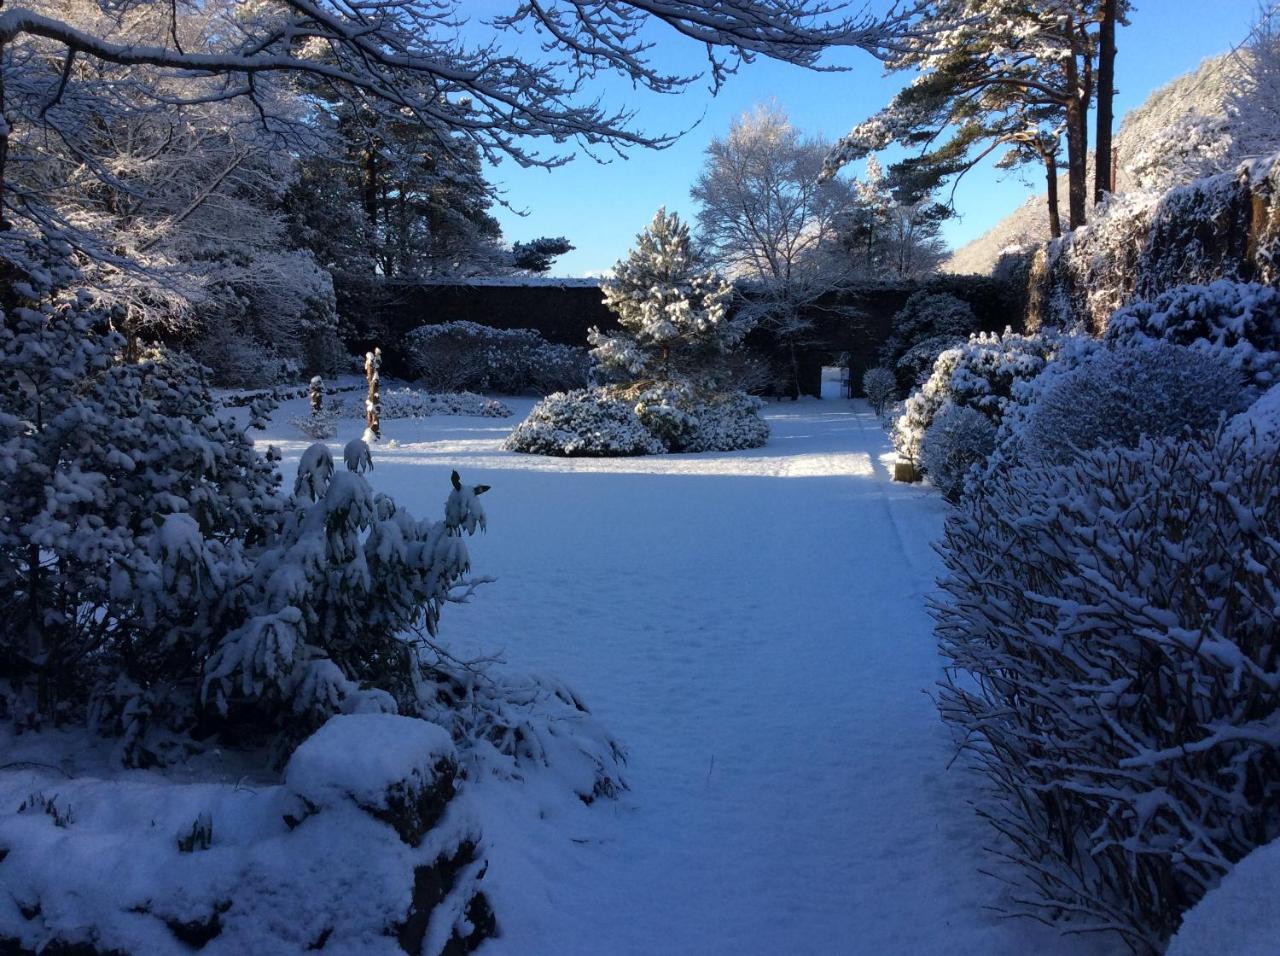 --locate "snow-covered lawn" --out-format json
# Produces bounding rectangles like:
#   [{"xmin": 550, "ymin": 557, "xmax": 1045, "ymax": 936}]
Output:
[{"xmin": 263, "ymin": 394, "xmax": 1118, "ymax": 956}]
